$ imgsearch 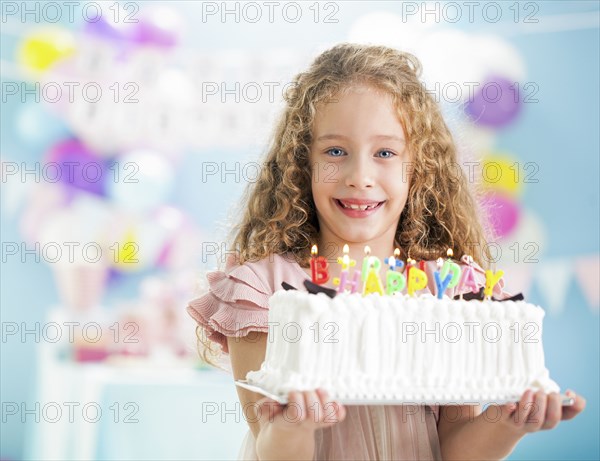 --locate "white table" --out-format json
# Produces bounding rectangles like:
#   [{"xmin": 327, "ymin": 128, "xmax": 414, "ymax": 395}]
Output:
[{"xmin": 24, "ymin": 309, "xmax": 249, "ymax": 461}]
